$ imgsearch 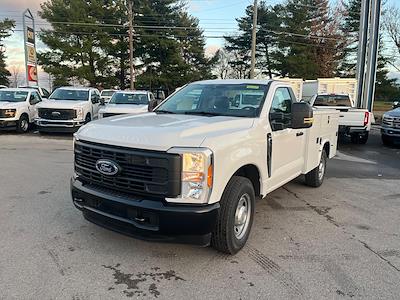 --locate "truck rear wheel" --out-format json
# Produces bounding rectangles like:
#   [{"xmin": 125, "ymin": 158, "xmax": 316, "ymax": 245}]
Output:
[
  {"xmin": 351, "ymin": 132, "xmax": 369, "ymax": 144},
  {"xmin": 305, "ymin": 150, "xmax": 327, "ymax": 187},
  {"xmin": 211, "ymin": 176, "xmax": 255, "ymax": 254}
]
